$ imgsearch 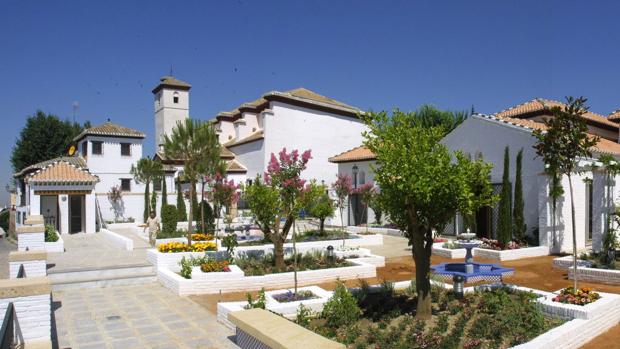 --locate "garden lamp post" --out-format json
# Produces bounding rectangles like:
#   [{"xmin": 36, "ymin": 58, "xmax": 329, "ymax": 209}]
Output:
[
  {"xmin": 453, "ymin": 275, "xmax": 465, "ymax": 299},
  {"xmin": 327, "ymin": 245, "xmax": 334, "ymax": 265}
]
